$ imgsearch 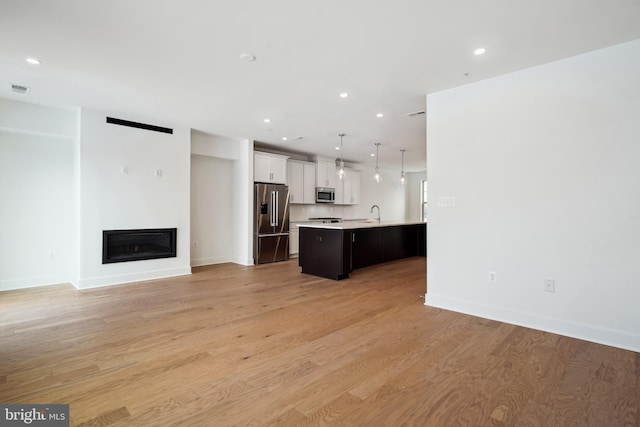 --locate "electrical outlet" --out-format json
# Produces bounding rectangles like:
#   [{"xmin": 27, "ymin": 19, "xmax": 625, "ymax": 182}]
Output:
[
  {"xmin": 544, "ymin": 279, "xmax": 555, "ymax": 292},
  {"xmin": 488, "ymin": 271, "xmax": 497, "ymax": 283}
]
